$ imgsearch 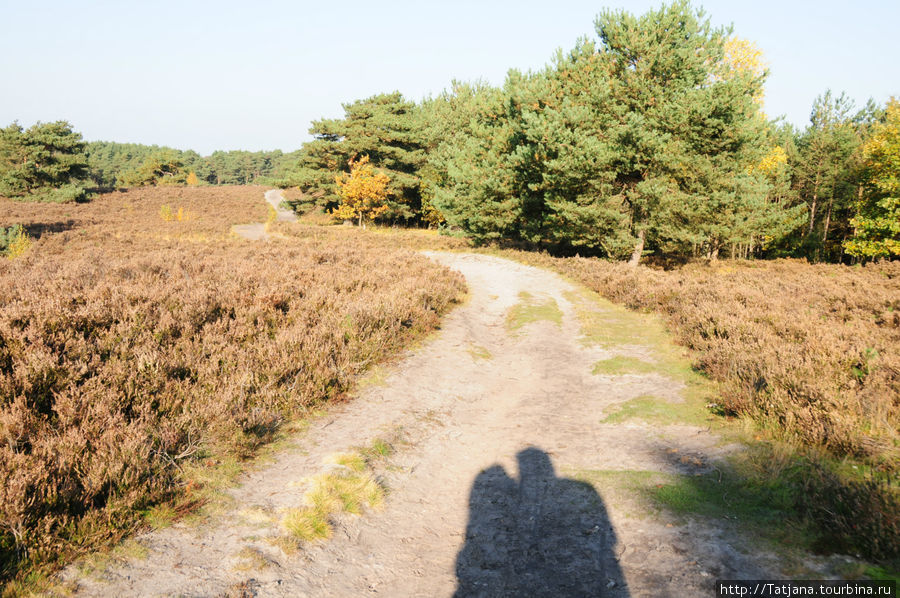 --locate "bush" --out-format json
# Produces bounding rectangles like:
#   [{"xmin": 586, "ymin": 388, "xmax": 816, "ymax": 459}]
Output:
[
  {"xmin": 0, "ymin": 226, "xmax": 30, "ymax": 258},
  {"xmin": 31, "ymin": 183, "xmax": 88, "ymax": 204}
]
